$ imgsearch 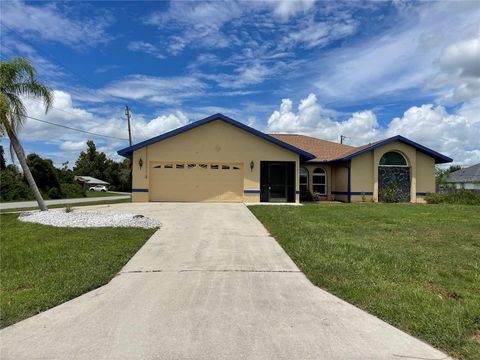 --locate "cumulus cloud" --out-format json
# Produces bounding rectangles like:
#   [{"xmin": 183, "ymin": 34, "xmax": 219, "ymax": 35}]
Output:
[
  {"xmin": 431, "ymin": 37, "xmax": 480, "ymax": 104},
  {"xmin": 267, "ymin": 93, "xmax": 380, "ymax": 145},
  {"xmin": 266, "ymin": 93, "xmax": 480, "ymax": 165},
  {"xmin": 8, "ymin": 90, "xmax": 190, "ymax": 166},
  {"xmin": 312, "ymin": 2, "xmax": 480, "ymax": 103}
]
